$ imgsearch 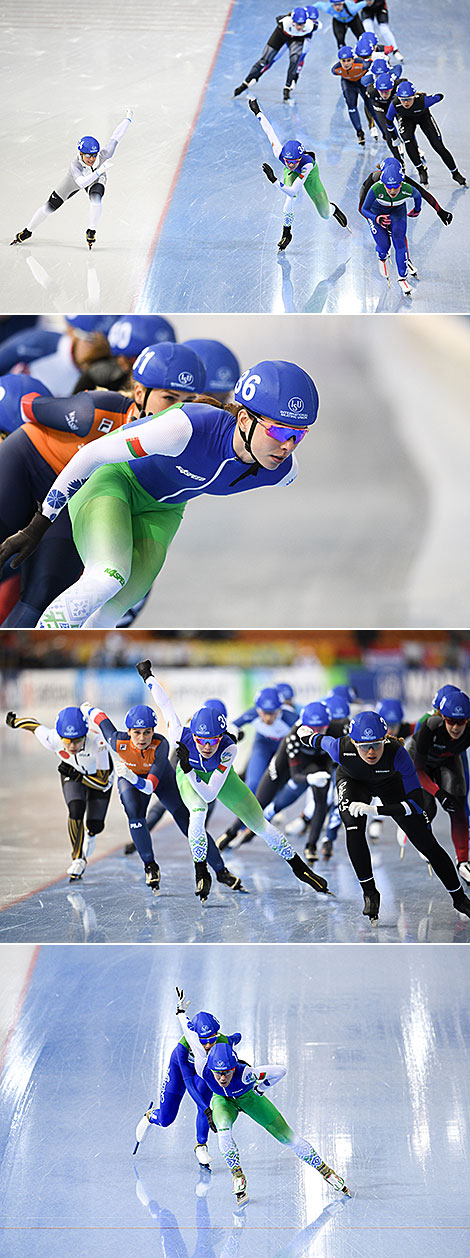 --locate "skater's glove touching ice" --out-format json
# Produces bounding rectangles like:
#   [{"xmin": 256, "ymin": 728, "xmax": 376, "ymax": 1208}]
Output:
[
  {"xmin": 204, "ymin": 1106, "xmax": 217, "ymax": 1132},
  {"xmin": 175, "ymin": 987, "xmax": 190, "ymax": 1015},
  {"xmin": 349, "ymin": 801, "xmax": 378, "ymax": 817}
]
